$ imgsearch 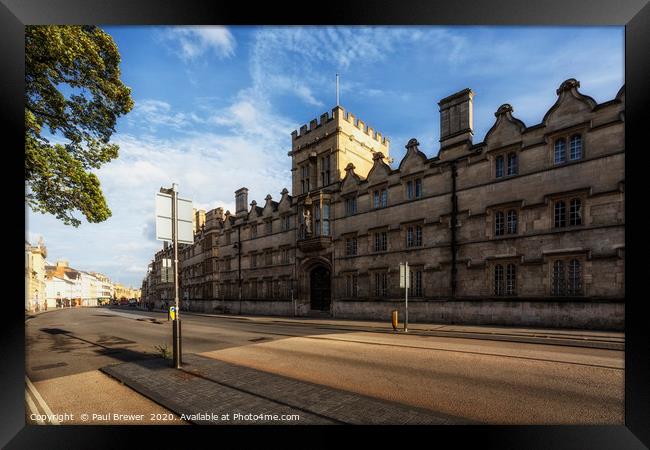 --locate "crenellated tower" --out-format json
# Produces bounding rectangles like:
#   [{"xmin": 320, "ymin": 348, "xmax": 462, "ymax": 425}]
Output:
[{"xmin": 288, "ymin": 106, "xmax": 390, "ymax": 196}]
